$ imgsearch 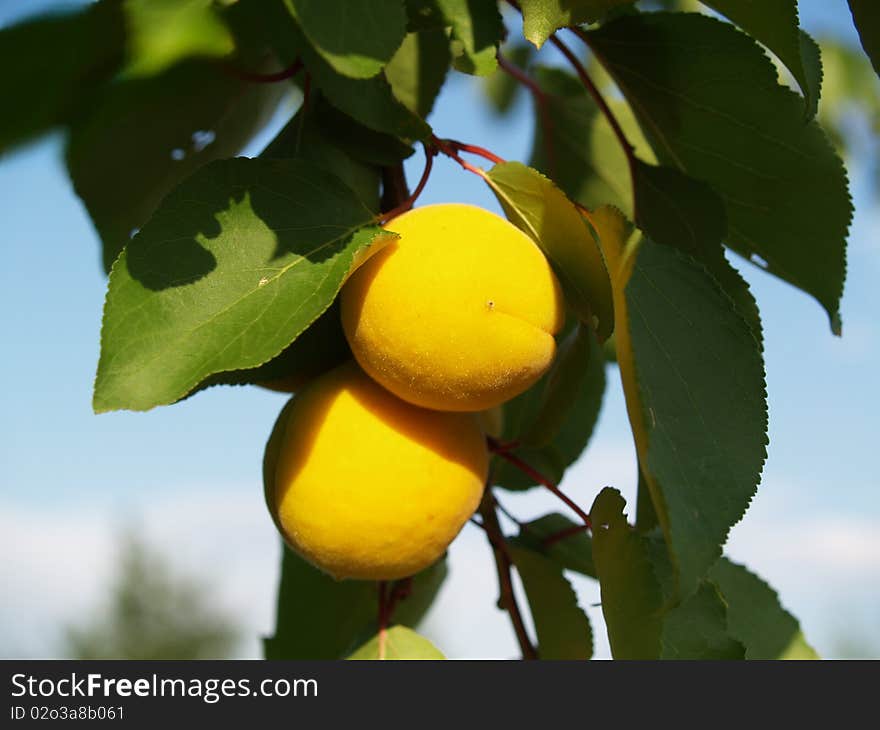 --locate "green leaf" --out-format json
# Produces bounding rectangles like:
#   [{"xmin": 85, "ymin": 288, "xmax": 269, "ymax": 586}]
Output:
[
  {"xmin": 123, "ymin": 0, "xmax": 235, "ymax": 78},
  {"xmin": 849, "ymin": 0, "xmax": 880, "ymax": 77},
  {"xmin": 631, "ymin": 159, "xmax": 726, "ymax": 257},
  {"xmin": 517, "ymin": 513, "xmax": 596, "ymax": 578},
  {"xmin": 348, "ymin": 626, "xmax": 445, "ymax": 659},
  {"xmin": 660, "ymin": 580, "xmax": 746, "ymax": 660},
  {"xmin": 519, "ymin": 0, "xmax": 636, "ymax": 48},
  {"xmin": 94, "ymin": 158, "xmax": 396, "ymax": 412},
  {"xmin": 508, "ymin": 544, "xmax": 593, "ymax": 659},
  {"xmin": 494, "ymin": 322, "xmax": 606, "ymax": 490},
  {"xmin": 709, "ymin": 558, "xmax": 820, "ymax": 660},
  {"xmin": 485, "ymin": 161, "xmax": 614, "ymax": 340},
  {"xmin": 700, "ymin": 0, "xmax": 821, "ymax": 117},
  {"xmin": 285, "ymin": 0, "xmax": 407, "ymax": 79},
  {"xmin": 592, "ymin": 206, "xmax": 768, "ymax": 599},
  {"xmin": 261, "ymin": 105, "xmax": 383, "ymax": 210},
  {"xmin": 283, "ymin": 18, "xmax": 431, "ymax": 140},
  {"xmin": 385, "ymin": 29, "xmax": 451, "ymax": 118},
  {"xmin": 66, "ymin": 61, "xmax": 287, "ymax": 271},
  {"xmin": 589, "ymin": 488, "xmax": 664, "ymax": 659},
  {"xmin": 591, "ymin": 488, "xmax": 745, "ymax": 659},
  {"xmin": 311, "ymin": 97, "xmax": 415, "ymax": 167},
  {"xmin": 438, "ymin": 0, "xmax": 504, "ymax": 76},
  {"xmin": 586, "ymin": 13, "xmax": 852, "ymax": 333},
  {"xmin": 0, "ymin": 3, "xmax": 125, "ymax": 154},
  {"xmin": 263, "ymin": 401, "xmax": 447, "ymax": 658}
]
